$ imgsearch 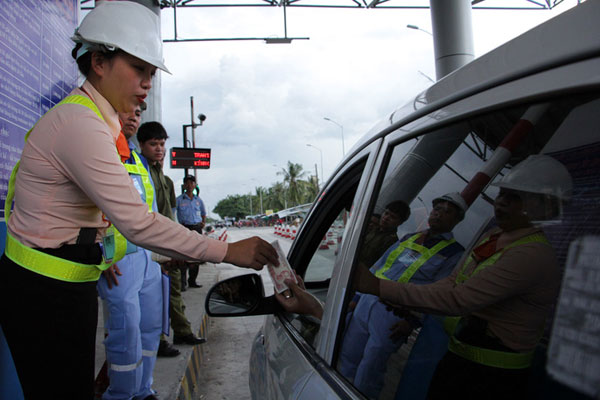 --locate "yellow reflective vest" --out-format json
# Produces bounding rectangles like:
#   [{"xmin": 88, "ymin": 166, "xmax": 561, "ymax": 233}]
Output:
[
  {"xmin": 4, "ymin": 95, "xmax": 134, "ymax": 282},
  {"xmin": 444, "ymin": 232, "xmax": 550, "ymax": 369}
]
